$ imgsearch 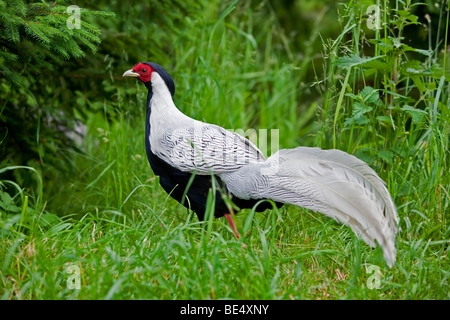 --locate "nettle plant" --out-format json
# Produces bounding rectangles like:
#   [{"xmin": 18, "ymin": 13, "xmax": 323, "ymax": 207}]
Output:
[{"xmin": 330, "ymin": 1, "xmax": 449, "ymax": 169}]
